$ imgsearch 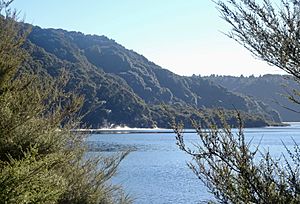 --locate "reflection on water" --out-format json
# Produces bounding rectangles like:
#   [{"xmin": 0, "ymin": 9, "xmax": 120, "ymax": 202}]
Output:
[{"xmin": 86, "ymin": 123, "xmax": 300, "ymax": 204}]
